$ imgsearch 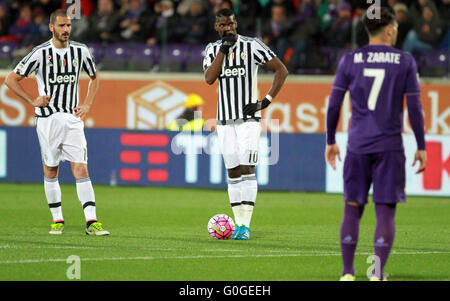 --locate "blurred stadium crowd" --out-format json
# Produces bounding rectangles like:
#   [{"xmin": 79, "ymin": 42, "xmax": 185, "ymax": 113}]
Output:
[{"xmin": 0, "ymin": 0, "xmax": 449, "ymax": 76}]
